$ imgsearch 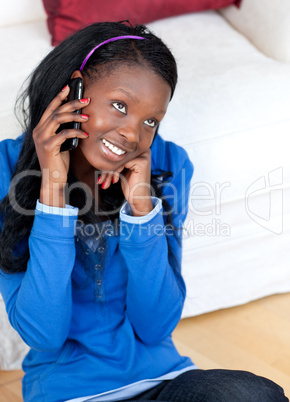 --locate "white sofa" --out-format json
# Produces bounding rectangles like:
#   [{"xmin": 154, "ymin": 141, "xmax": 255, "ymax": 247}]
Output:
[{"xmin": 1, "ymin": 0, "xmax": 290, "ymax": 370}]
